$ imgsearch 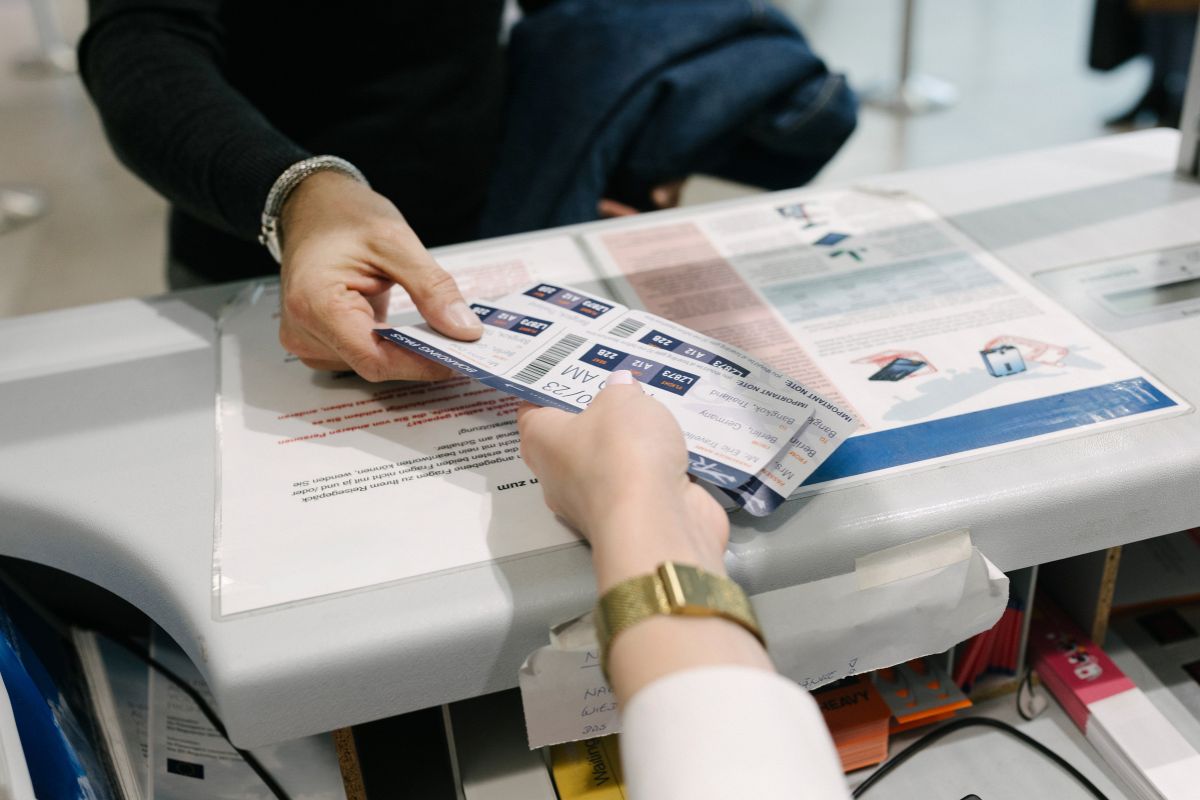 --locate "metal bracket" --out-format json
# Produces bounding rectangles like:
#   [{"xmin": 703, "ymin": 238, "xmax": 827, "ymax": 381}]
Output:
[
  {"xmin": 860, "ymin": 0, "xmax": 958, "ymax": 115},
  {"xmin": 1177, "ymin": 14, "xmax": 1200, "ymax": 177}
]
